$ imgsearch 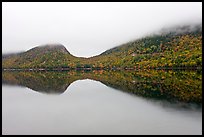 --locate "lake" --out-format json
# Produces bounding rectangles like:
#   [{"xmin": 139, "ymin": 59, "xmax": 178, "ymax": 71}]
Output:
[{"xmin": 2, "ymin": 70, "xmax": 202, "ymax": 135}]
